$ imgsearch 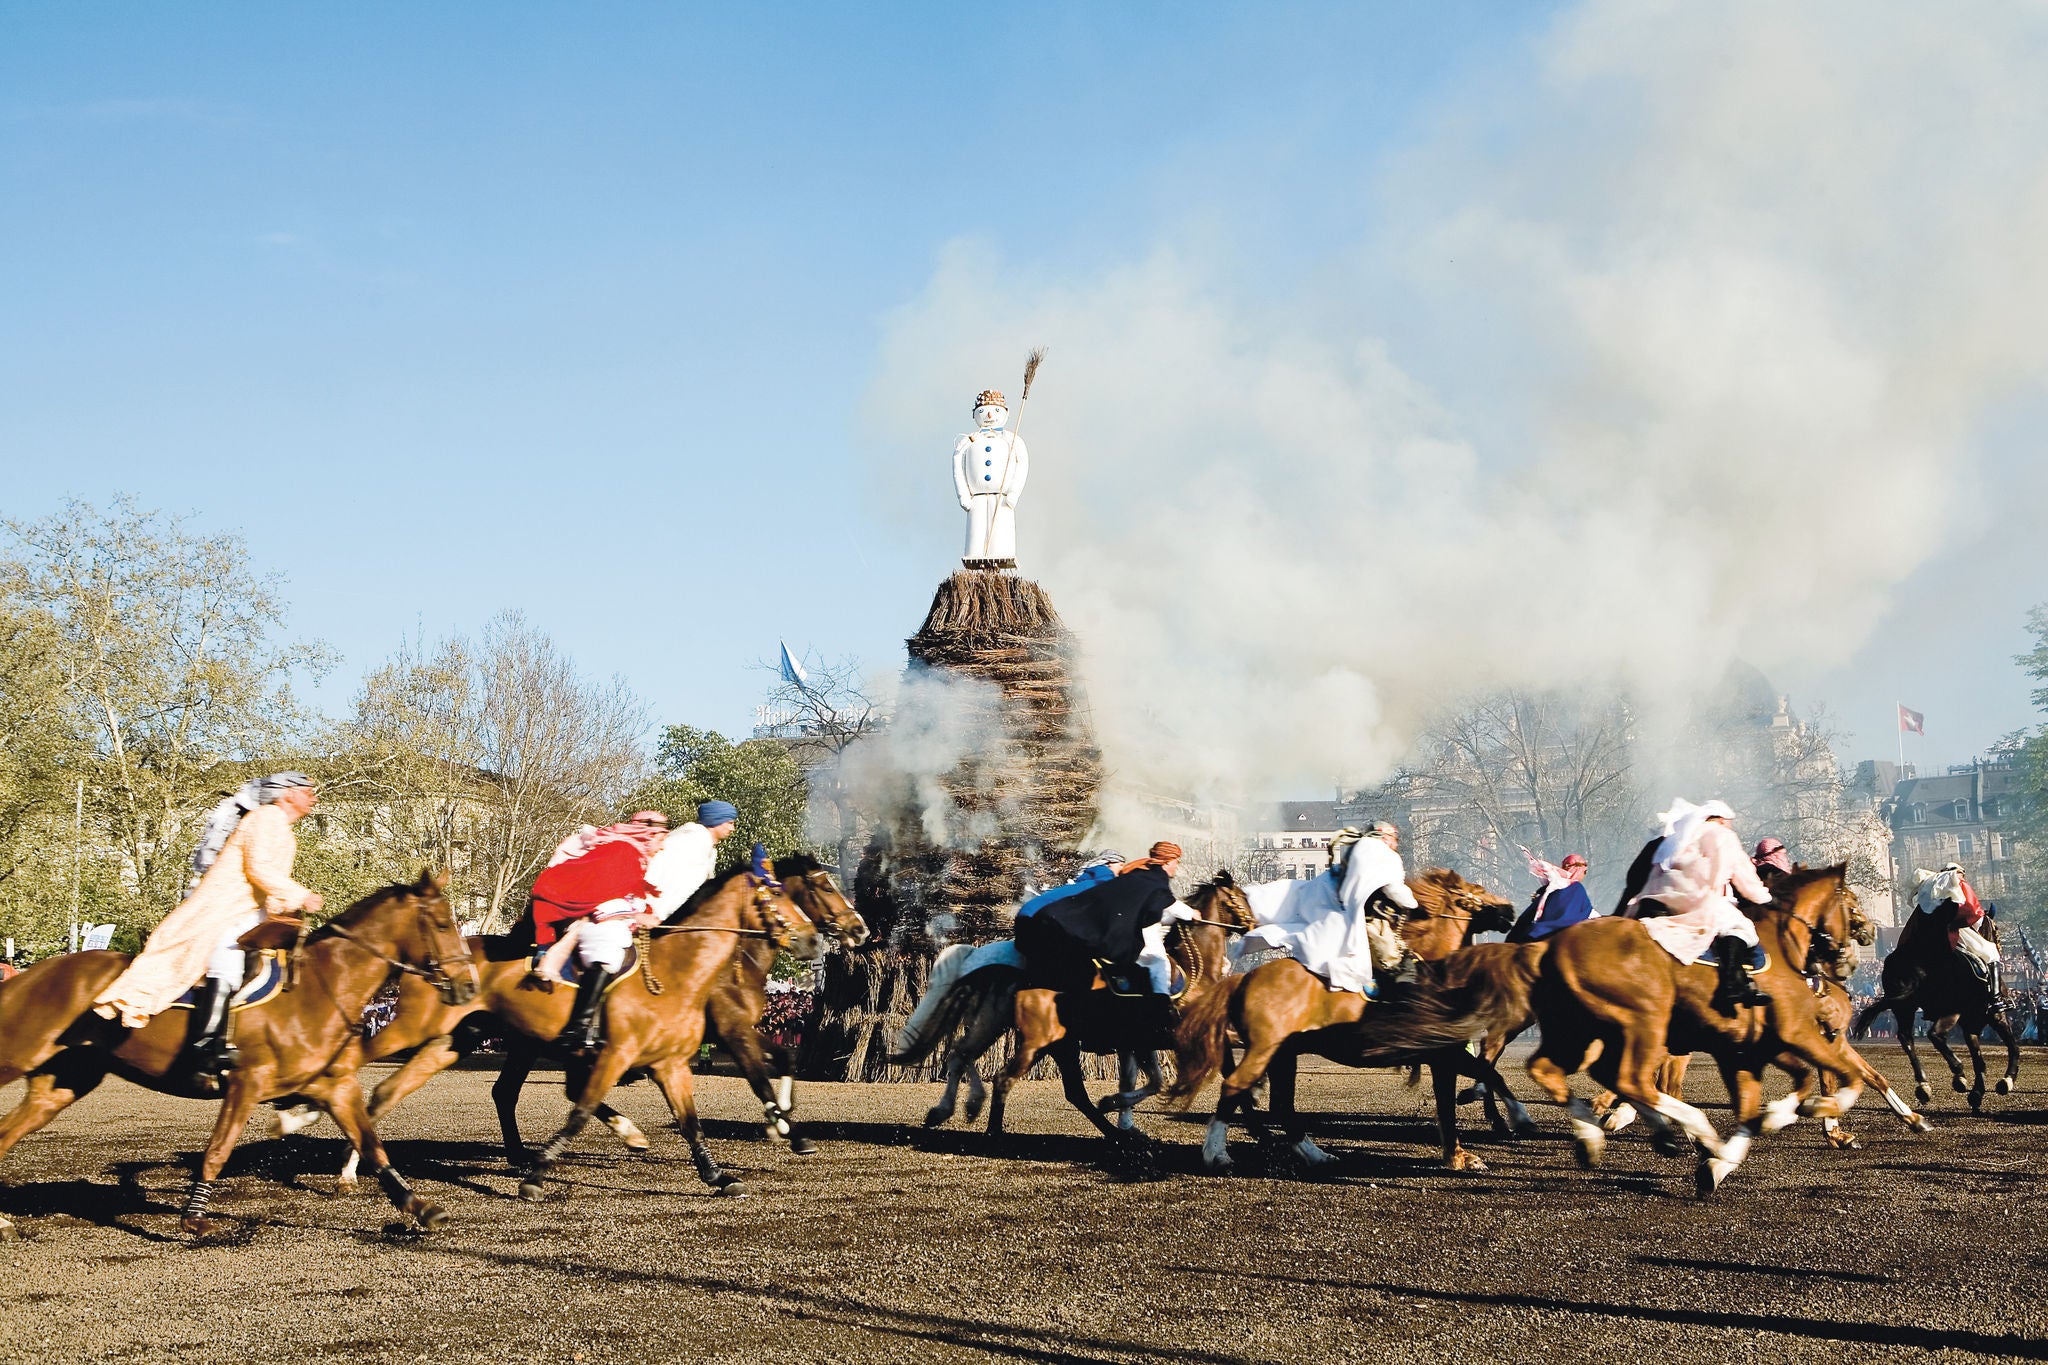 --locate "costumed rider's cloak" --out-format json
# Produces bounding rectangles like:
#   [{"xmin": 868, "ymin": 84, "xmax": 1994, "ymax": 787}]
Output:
[
  {"xmin": 1240, "ymin": 838, "xmax": 1416, "ymax": 995},
  {"xmin": 1519, "ymin": 880, "xmax": 1593, "ymax": 941},
  {"xmin": 531, "ymin": 841, "xmax": 655, "ymax": 947},
  {"xmin": 1033, "ymin": 866, "xmax": 1177, "ymax": 964}
]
